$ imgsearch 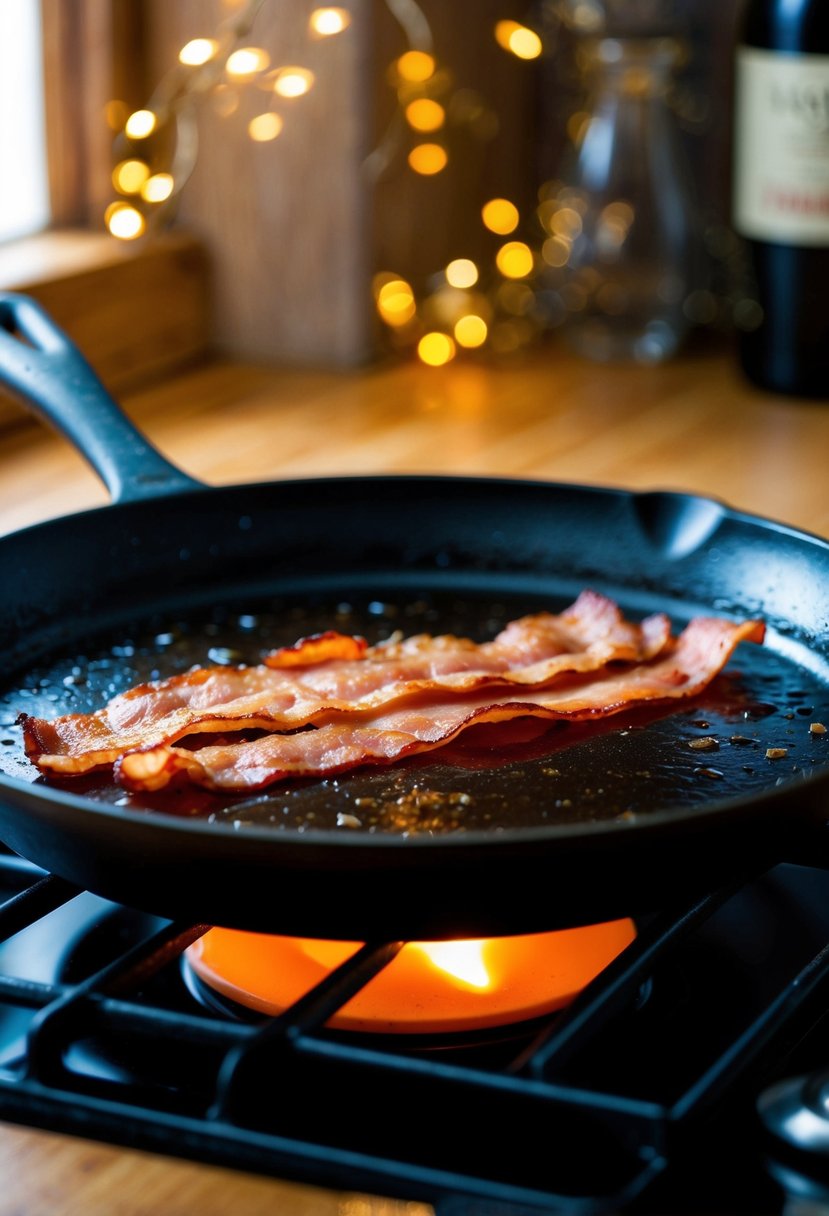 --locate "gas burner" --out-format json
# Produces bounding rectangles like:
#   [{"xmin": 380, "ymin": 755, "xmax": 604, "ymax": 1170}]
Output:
[
  {"xmin": 759, "ymin": 1068, "xmax": 829, "ymax": 1205},
  {"xmin": 183, "ymin": 919, "xmax": 637, "ymax": 1036},
  {"xmin": 0, "ymin": 854, "xmax": 828, "ymax": 1214}
]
